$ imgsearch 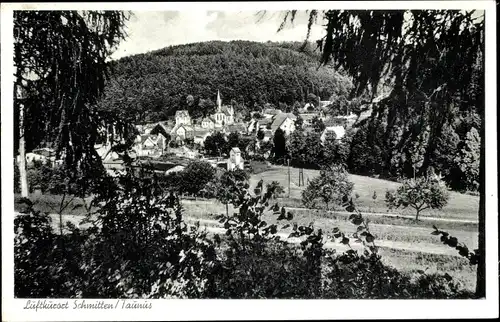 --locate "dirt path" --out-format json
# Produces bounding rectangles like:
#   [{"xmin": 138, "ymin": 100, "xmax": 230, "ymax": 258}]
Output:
[
  {"xmin": 183, "ymin": 217, "xmax": 464, "ymax": 257},
  {"xmin": 14, "ymin": 212, "xmax": 467, "ymax": 257},
  {"xmin": 283, "ymin": 207, "xmax": 478, "ymax": 224}
]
